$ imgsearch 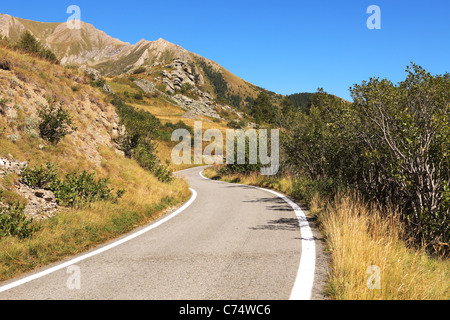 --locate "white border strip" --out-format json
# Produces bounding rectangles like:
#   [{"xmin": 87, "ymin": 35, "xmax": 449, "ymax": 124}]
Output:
[
  {"xmin": 199, "ymin": 170, "xmax": 316, "ymax": 300},
  {"xmin": 0, "ymin": 188, "xmax": 197, "ymax": 294}
]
